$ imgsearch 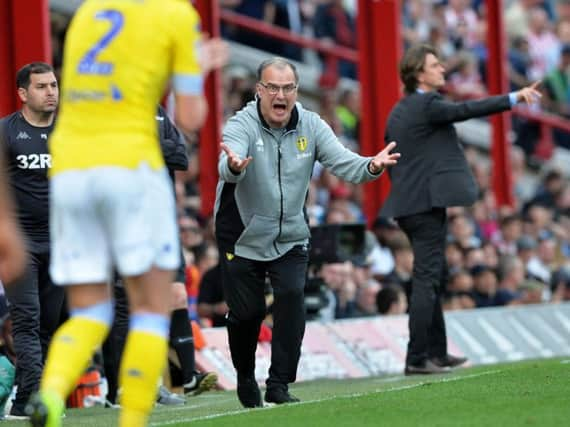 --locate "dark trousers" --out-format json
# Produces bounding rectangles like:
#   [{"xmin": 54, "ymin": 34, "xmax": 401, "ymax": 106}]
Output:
[
  {"xmin": 101, "ymin": 283, "xmax": 129, "ymax": 405},
  {"xmin": 220, "ymin": 245, "xmax": 308, "ymax": 391},
  {"xmin": 5, "ymin": 250, "xmax": 65, "ymax": 411},
  {"xmin": 102, "ymin": 280, "xmax": 197, "ymax": 403},
  {"xmin": 397, "ymin": 208, "xmax": 448, "ymax": 366}
]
